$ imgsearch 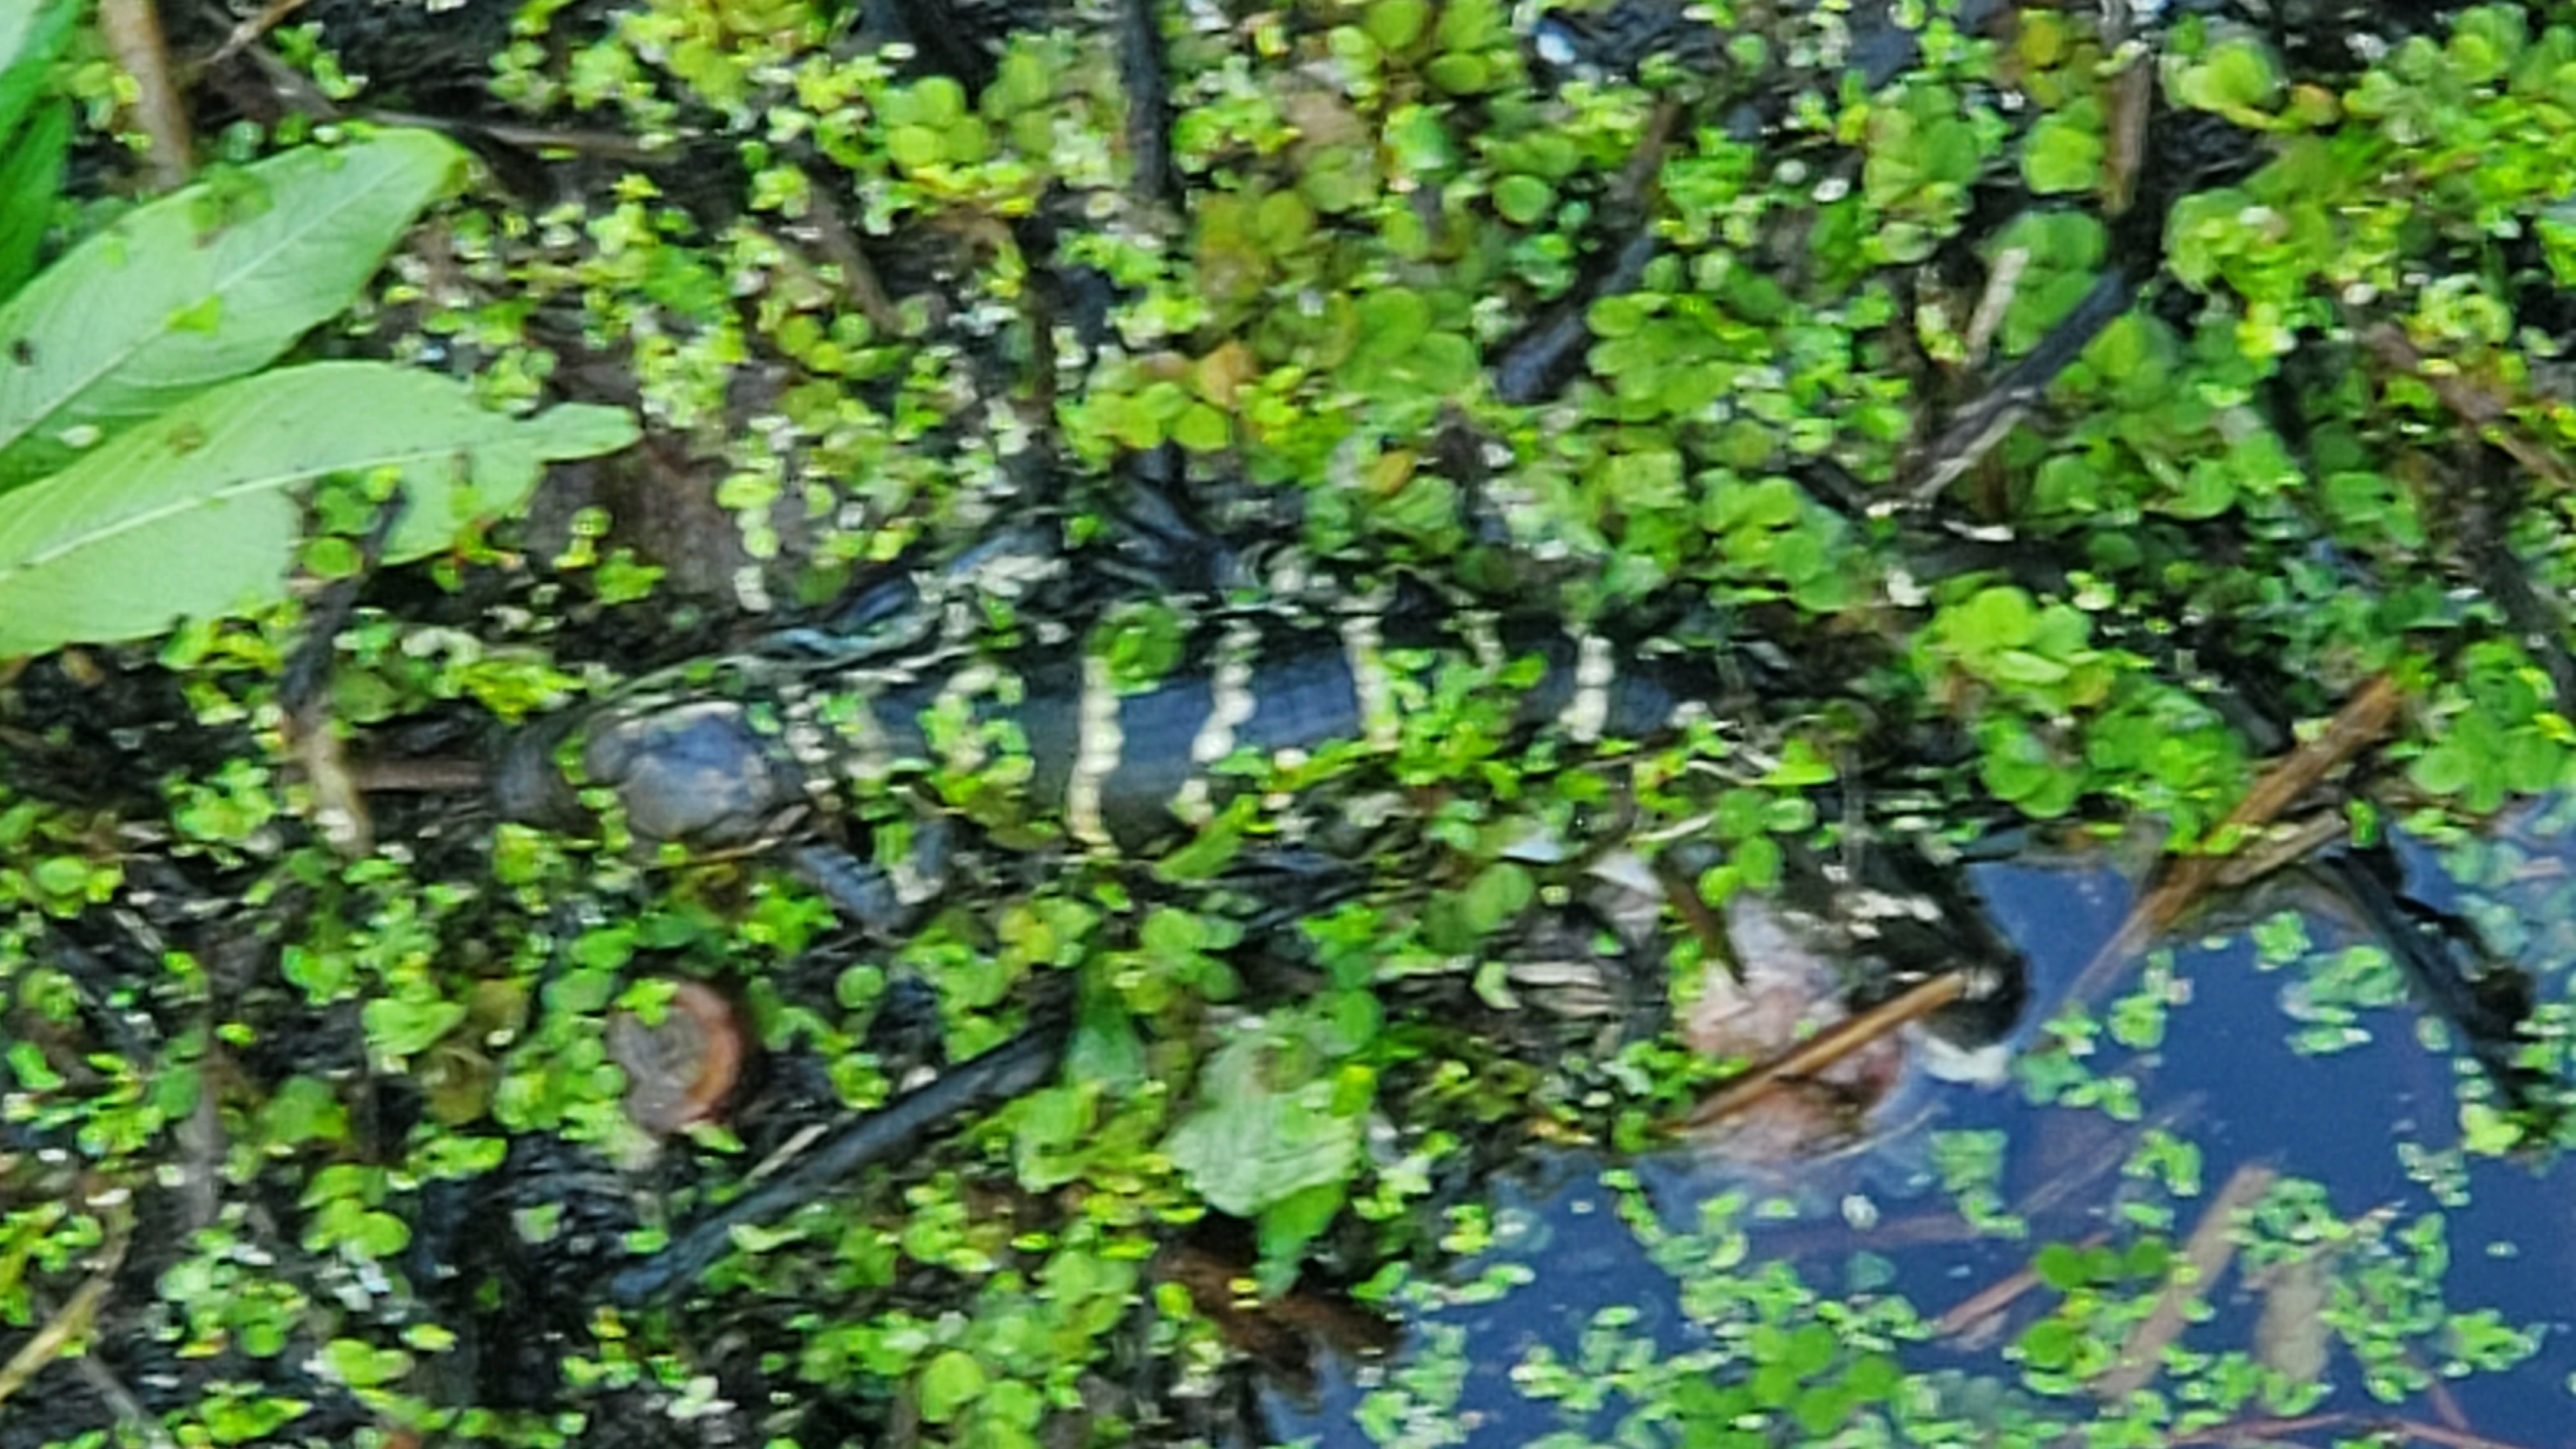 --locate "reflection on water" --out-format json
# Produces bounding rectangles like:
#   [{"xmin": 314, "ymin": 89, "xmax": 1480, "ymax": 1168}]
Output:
[{"xmin": 1273, "ymin": 824, "xmax": 2576, "ymax": 1446}]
